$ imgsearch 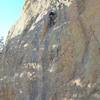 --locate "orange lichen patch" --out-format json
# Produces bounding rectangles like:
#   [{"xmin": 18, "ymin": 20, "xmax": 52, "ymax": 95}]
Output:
[
  {"xmin": 57, "ymin": 38, "xmax": 75, "ymax": 77},
  {"xmin": 40, "ymin": 22, "xmax": 48, "ymax": 43},
  {"xmin": 61, "ymin": 40, "xmax": 74, "ymax": 64},
  {"xmin": 89, "ymin": 68, "xmax": 99, "ymax": 83},
  {"xmin": 0, "ymin": 87, "xmax": 15, "ymax": 100}
]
